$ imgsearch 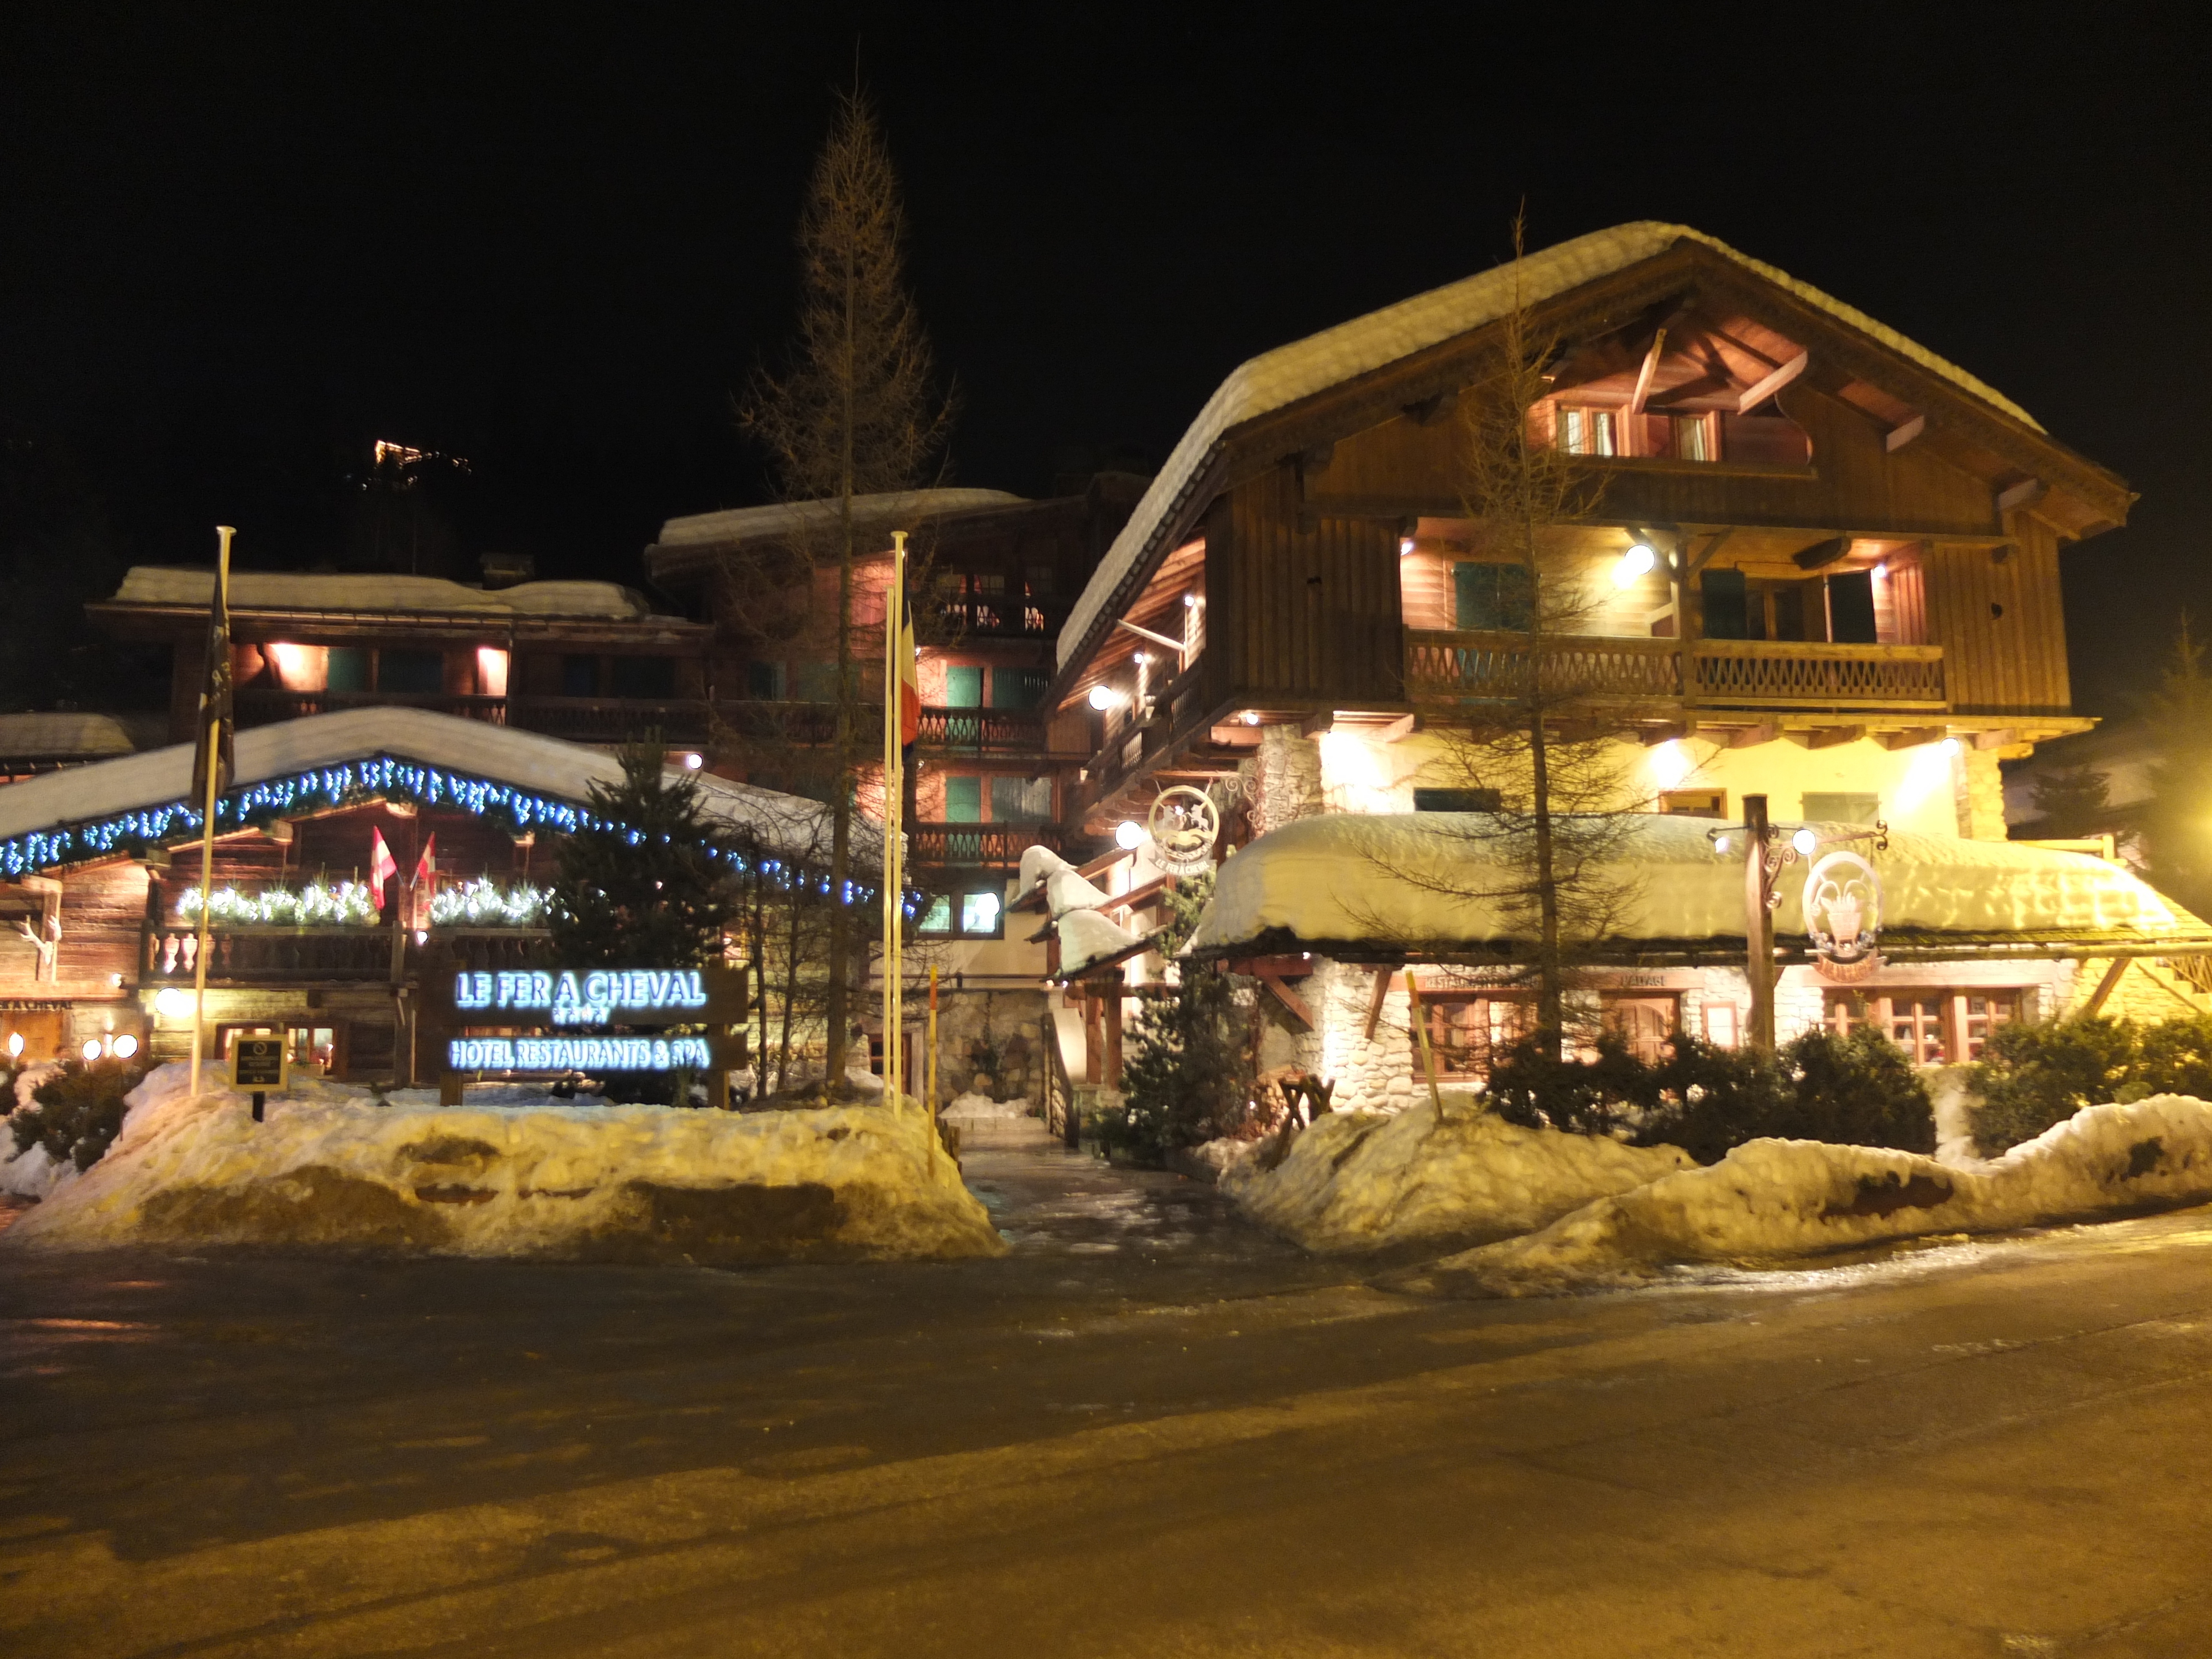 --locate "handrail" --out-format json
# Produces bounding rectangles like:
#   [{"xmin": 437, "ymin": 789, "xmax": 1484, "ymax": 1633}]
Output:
[{"xmin": 1405, "ymin": 629, "xmax": 1947, "ymax": 711}]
